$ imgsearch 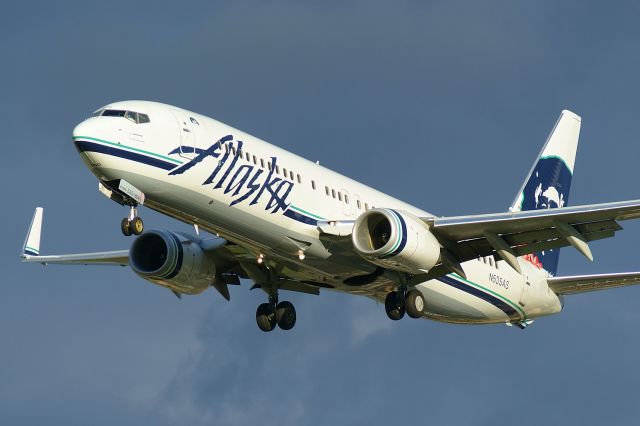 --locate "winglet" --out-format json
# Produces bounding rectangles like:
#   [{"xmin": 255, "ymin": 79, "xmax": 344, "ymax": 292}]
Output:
[{"xmin": 22, "ymin": 207, "xmax": 43, "ymax": 258}]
